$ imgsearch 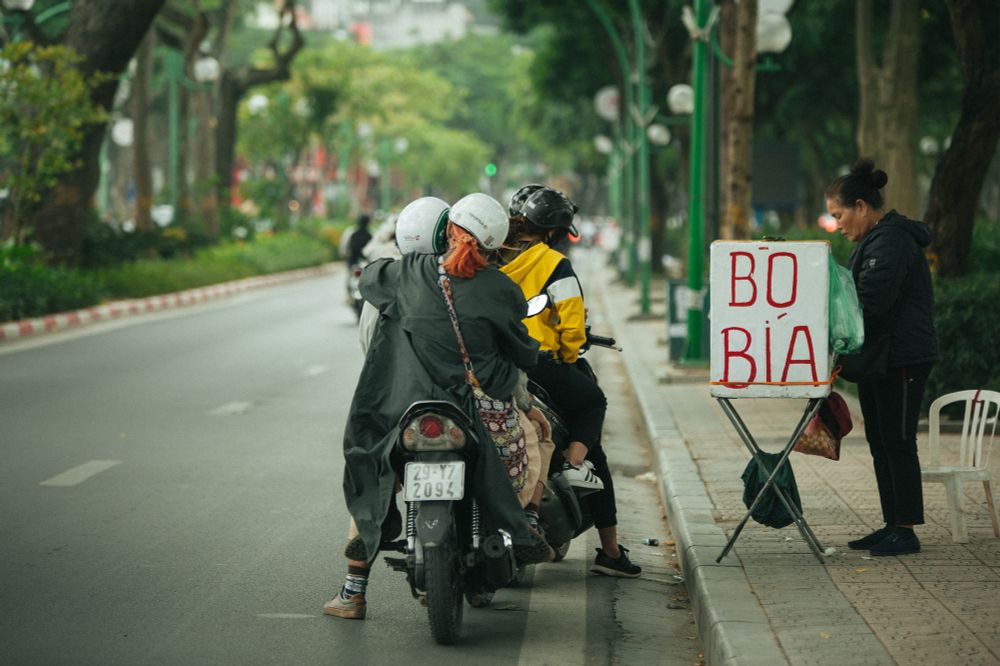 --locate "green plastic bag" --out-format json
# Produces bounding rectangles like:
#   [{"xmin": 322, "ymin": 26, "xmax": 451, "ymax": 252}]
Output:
[
  {"xmin": 741, "ymin": 452, "xmax": 802, "ymax": 529},
  {"xmin": 828, "ymin": 259, "xmax": 864, "ymax": 354}
]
